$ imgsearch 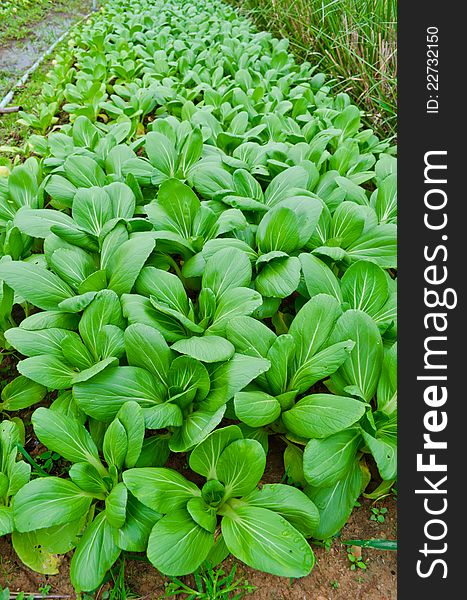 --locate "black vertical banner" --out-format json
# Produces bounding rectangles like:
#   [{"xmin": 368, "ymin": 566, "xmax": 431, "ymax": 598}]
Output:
[{"xmin": 398, "ymin": 2, "xmax": 464, "ymax": 598}]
